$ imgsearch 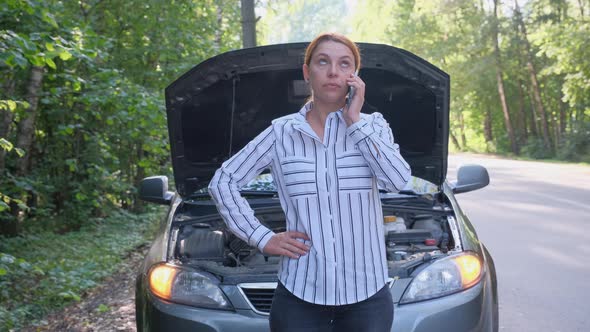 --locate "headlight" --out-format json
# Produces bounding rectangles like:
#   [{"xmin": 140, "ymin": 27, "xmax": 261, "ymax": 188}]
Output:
[
  {"xmin": 400, "ymin": 252, "xmax": 483, "ymax": 304},
  {"xmin": 148, "ymin": 263, "xmax": 232, "ymax": 310}
]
